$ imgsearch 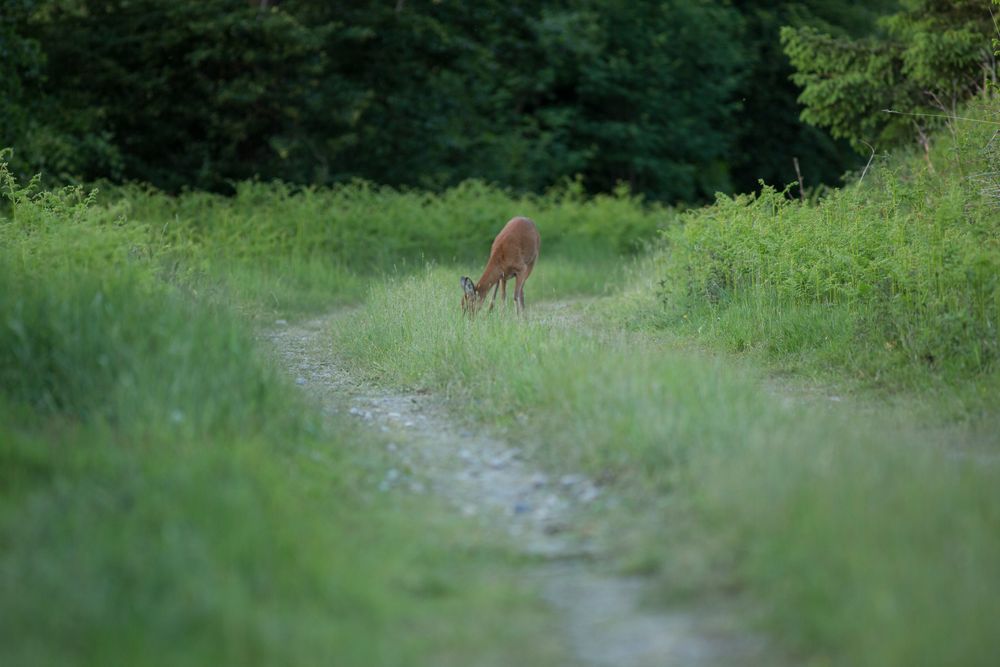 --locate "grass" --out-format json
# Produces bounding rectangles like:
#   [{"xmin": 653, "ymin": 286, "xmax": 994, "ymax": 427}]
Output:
[
  {"xmin": 652, "ymin": 101, "xmax": 1000, "ymax": 405},
  {"xmin": 108, "ymin": 177, "xmax": 670, "ymax": 317},
  {"xmin": 4, "ymin": 98, "xmax": 999, "ymax": 667},
  {"xmin": 0, "ymin": 166, "xmax": 567, "ymax": 666},
  {"xmin": 333, "ymin": 267, "xmax": 1000, "ymax": 666},
  {"xmin": 324, "ymin": 102, "xmax": 1000, "ymax": 665}
]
